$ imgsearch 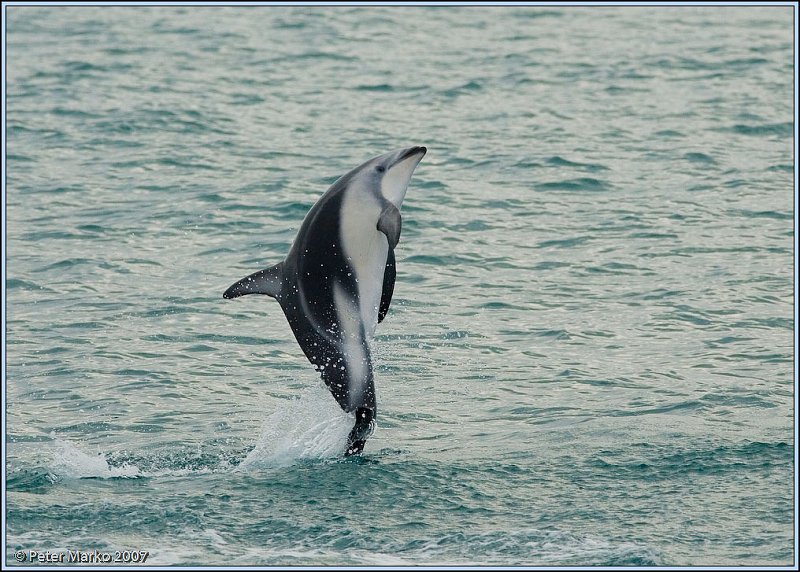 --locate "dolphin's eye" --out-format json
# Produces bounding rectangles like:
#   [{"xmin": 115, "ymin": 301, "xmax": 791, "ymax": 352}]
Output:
[{"xmin": 375, "ymin": 165, "xmax": 386, "ymax": 173}]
